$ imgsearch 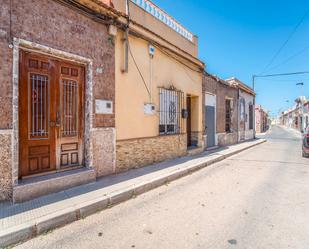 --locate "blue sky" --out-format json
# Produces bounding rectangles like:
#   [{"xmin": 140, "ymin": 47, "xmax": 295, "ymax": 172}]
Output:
[{"xmin": 152, "ymin": 0, "xmax": 309, "ymax": 117}]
